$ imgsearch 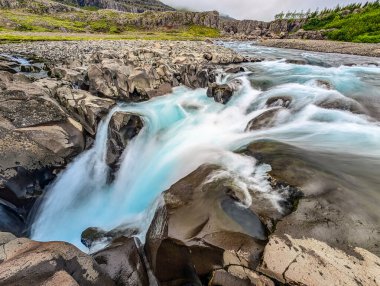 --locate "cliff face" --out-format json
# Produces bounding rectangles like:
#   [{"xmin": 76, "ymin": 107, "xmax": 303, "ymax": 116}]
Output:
[
  {"xmin": 223, "ymin": 18, "xmax": 327, "ymax": 40},
  {"xmin": 129, "ymin": 10, "xmax": 220, "ymax": 29},
  {"xmin": 219, "ymin": 18, "xmax": 309, "ymax": 38},
  {"xmin": 56, "ymin": 0, "xmax": 175, "ymax": 12}
]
